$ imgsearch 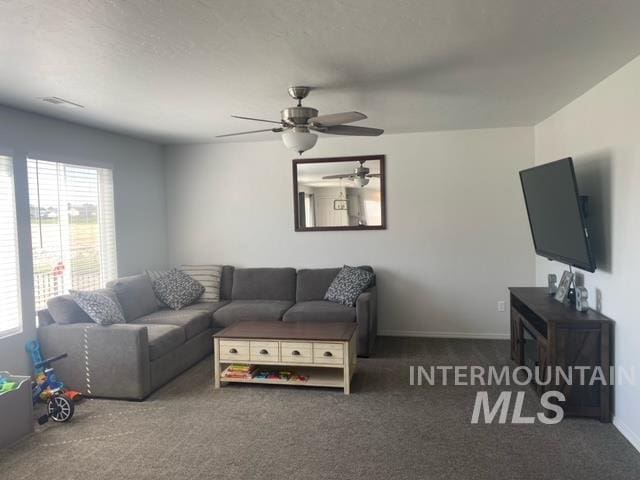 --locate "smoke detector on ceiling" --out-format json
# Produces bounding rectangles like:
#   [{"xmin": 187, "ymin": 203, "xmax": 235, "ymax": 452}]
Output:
[{"xmin": 40, "ymin": 96, "xmax": 84, "ymax": 109}]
